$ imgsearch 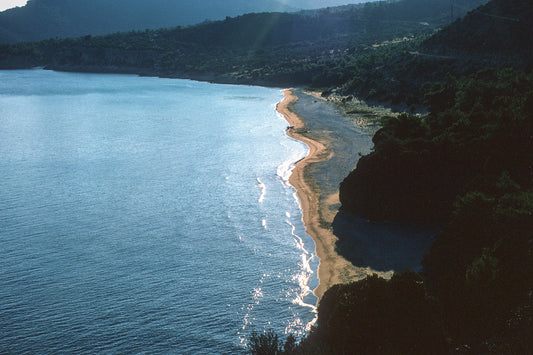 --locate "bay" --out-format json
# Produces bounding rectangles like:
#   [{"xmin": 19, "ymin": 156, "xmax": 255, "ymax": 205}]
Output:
[{"xmin": 0, "ymin": 70, "xmax": 318, "ymax": 353}]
